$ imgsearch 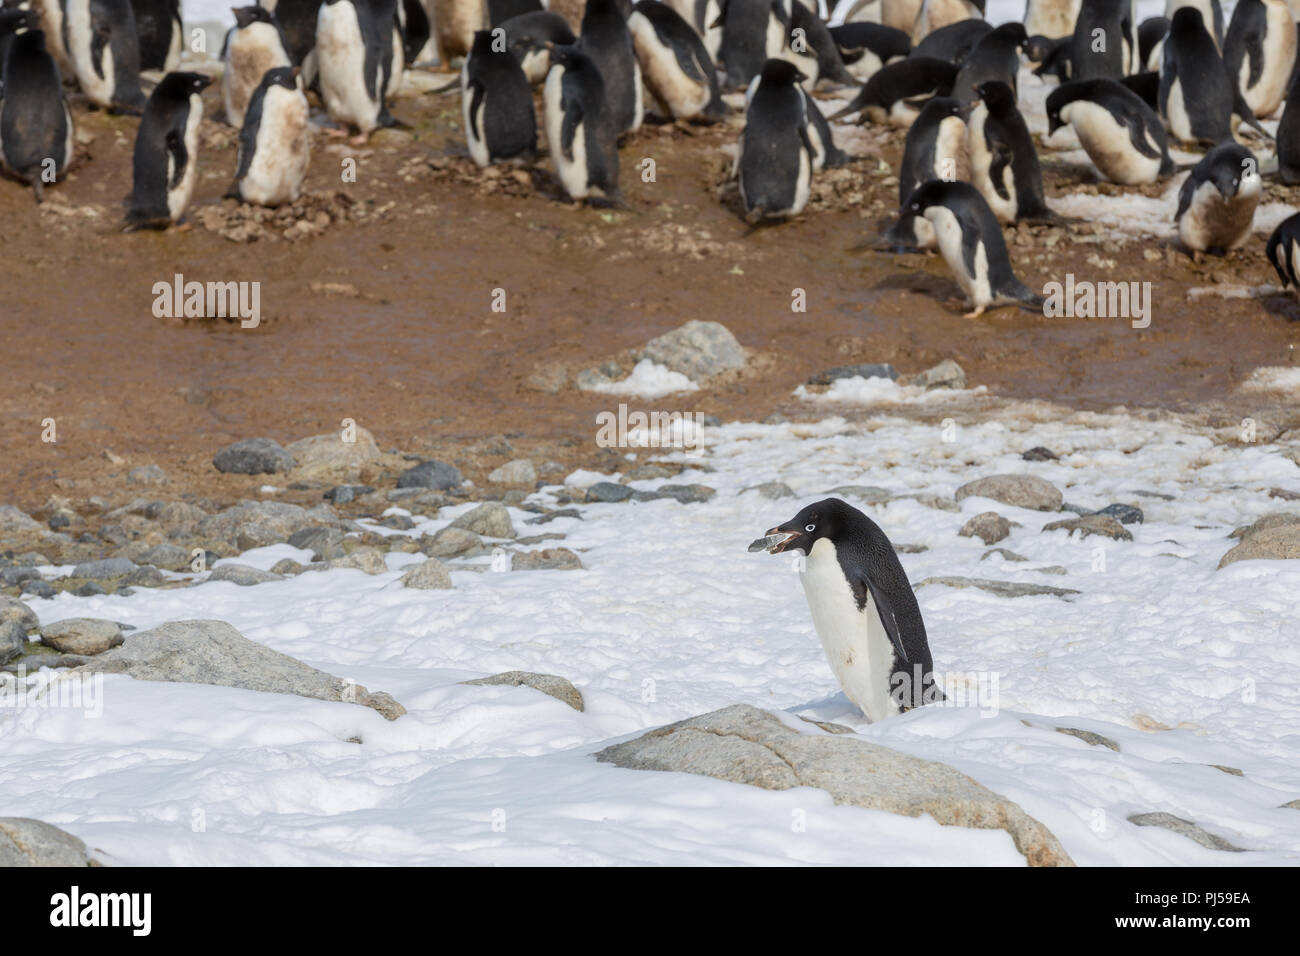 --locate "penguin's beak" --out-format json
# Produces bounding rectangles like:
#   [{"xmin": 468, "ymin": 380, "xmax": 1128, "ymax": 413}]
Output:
[{"xmin": 753, "ymin": 523, "xmax": 804, "ymax": 554}]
